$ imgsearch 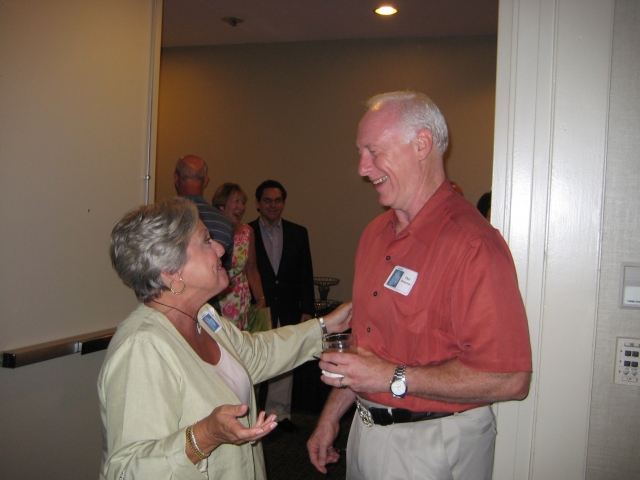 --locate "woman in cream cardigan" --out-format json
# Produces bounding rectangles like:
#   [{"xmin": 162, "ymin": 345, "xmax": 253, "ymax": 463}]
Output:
[{"xmin": 100, "ymin": 197, "xmax": 351, "ymax": 480}]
